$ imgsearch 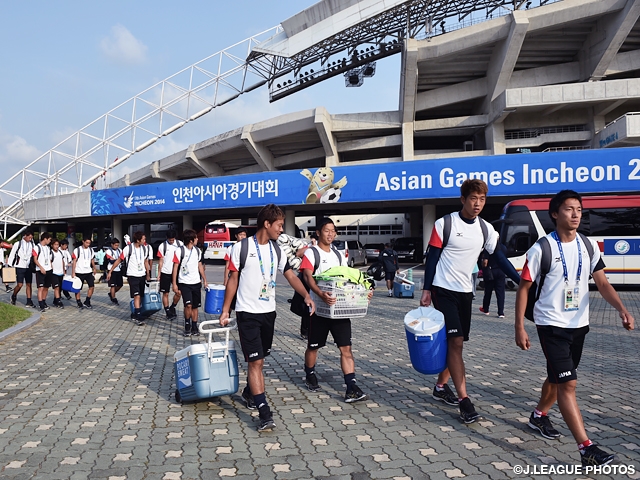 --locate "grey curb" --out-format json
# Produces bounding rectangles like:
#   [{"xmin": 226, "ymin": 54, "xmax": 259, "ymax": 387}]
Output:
[{"xmin": 0, "ymin": 302, "xmax": 41, "ymax": 341}]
